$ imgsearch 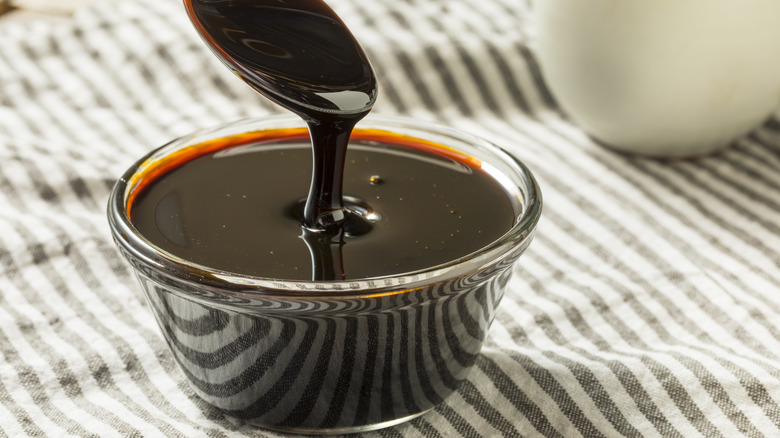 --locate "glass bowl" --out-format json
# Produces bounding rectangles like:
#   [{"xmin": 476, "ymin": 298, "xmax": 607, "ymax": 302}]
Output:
[{"xmin": 107, "ymin": 114, "xmax": 542, "ymax": 434}]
